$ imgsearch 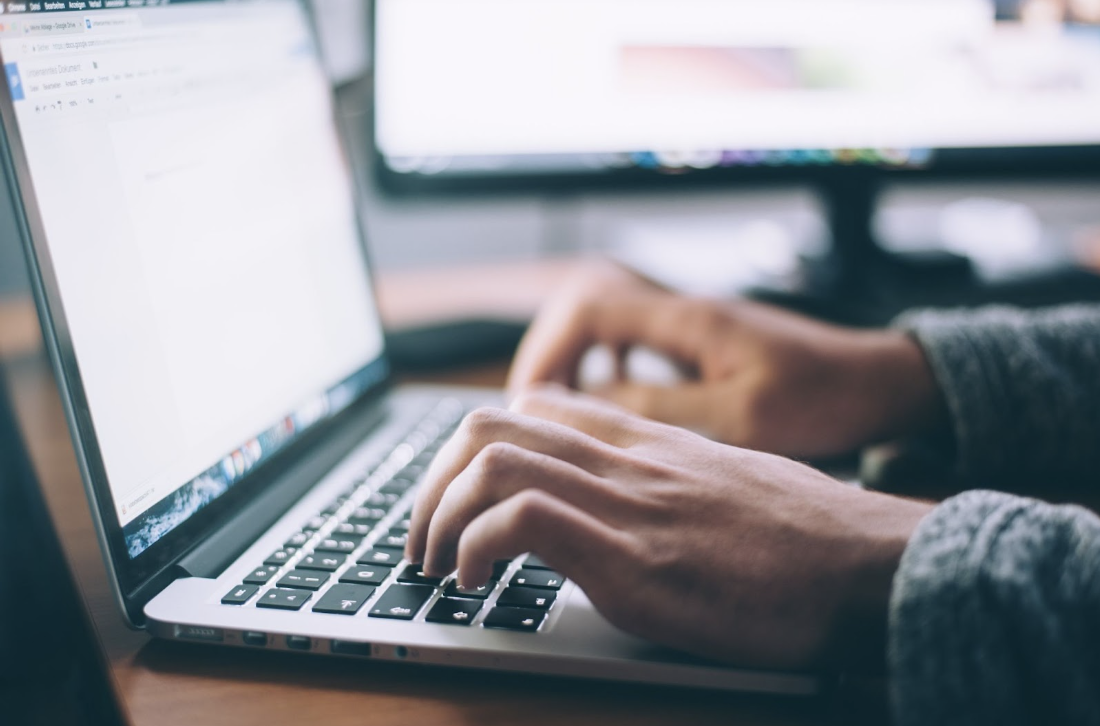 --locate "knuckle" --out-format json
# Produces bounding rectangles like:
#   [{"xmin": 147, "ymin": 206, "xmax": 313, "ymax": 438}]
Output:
[
  {"xmin": 474, "ymin": 441, "xmax": 521, "ymax": 479},
  {"xmin": 695, "ymin": 299, "xmax": 730, "ymax": 337},
  {"xmin": 460, "ymin": 406, "xmax": 508, "ymax": 441},
  {"xmin": 509, "ymin": 489, "xmax": 552, "ymax": 532},
  {"xmin": 510, "ymin": 386, "xmax": 557, "ymax": 416}
]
